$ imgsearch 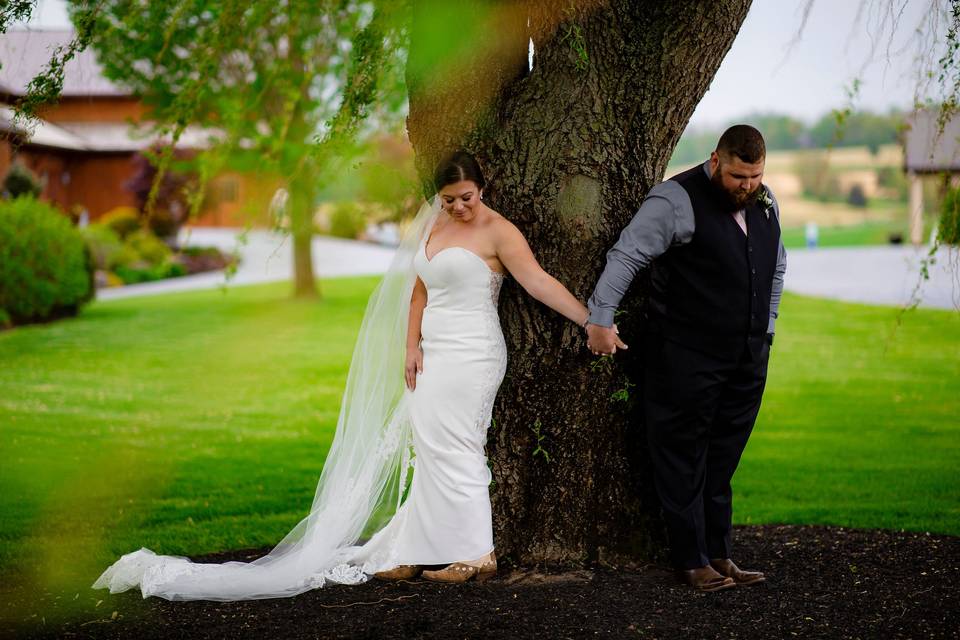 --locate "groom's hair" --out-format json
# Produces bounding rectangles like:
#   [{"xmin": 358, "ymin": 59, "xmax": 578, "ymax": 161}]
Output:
[
  {"xmin": 716, "ymin": 125, "xmax": 766, "ymax": 164},
  {"xmin": 434, "ymin": 151, "xmax": 486, "ymax": 192}
]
